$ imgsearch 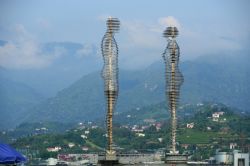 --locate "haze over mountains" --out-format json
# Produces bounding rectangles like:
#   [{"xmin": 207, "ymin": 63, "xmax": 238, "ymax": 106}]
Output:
[
  {"xmin": 0, "ymin": 76, "xmax": 44, "ymax": 129},
  {"xmin": 25, "ymin": 54, "xmax": 249, "ymax": 124},
  {"xmin": 0, "ymin": 40, "xmax": 100, "ymax": 97},
  {"xmin": 0, "ymin": 41, "xmax": 249, "ymax": 129}
]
